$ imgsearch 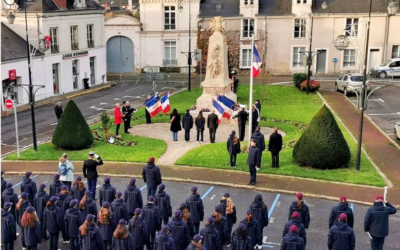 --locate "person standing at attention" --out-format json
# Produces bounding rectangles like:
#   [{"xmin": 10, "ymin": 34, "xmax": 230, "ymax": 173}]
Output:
[
  {"xmin": 288, "ymin": 193, "xmax": 310, "ymax": 230},
  {"xmin": 233, "ymin": 107, "xmax": 248, "ymax": 142},
  {"xmin": 182, "ymin": 109, "xmax": 194, "ymax": 143},
  {"xmin": 122, "ymin": 101, "xmax": 131, "ymax": 134},
  {"xmin": 227, "ymin": 131, "xmax": 240, "ymax": 168},
  {"xmin": 142, "ymin": 157, "xmax": 162, "ymax": 198},
  {"xmin": 251, "ymin": 105, "xmax": 259, "ymax": 135},
  {"xmin": 54, "ymin": 101, "xmax": 63, "ymax": 123},
  {"xmin": 170, "ymin": 108, "xmax": 182, "ymax": 141},
  {"xmin": 83, "ymin": 151, "xmax": 104, "ymax": 200},
  {"xmin": 145, "ymin": 95, "xmax": 152, "ymax": 124},
  {"xmin": 114, "ymin": 103, "xmax": 124, "ymax": 137},
  {"xmin": 328, "ymin": 213, "xmax": 355, "ymax": 250},
  {"xmin": 268, "ymin": 127, "xmax": 283, "ymax": 168},
  {"xmin": 185, "ymin": 186, "xmax": 204, "ymax": 235},
  {"xmin": 207, "ymin": 109, "xmax": 218, "ymax": 143},
  {"xmin": 251, "ymin": 126, "xmax": 265, "ymax": 170},
  {"xmin": 195, "ymin": 111, "xmax": 205, "ymax": 143},
  {"xmin": 247, "ymin": 139, "xmax": 261, "ymax": 185},
  {"xmin": 255, "ymin": 100, "xmax": 261, "ymax": 113}
]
